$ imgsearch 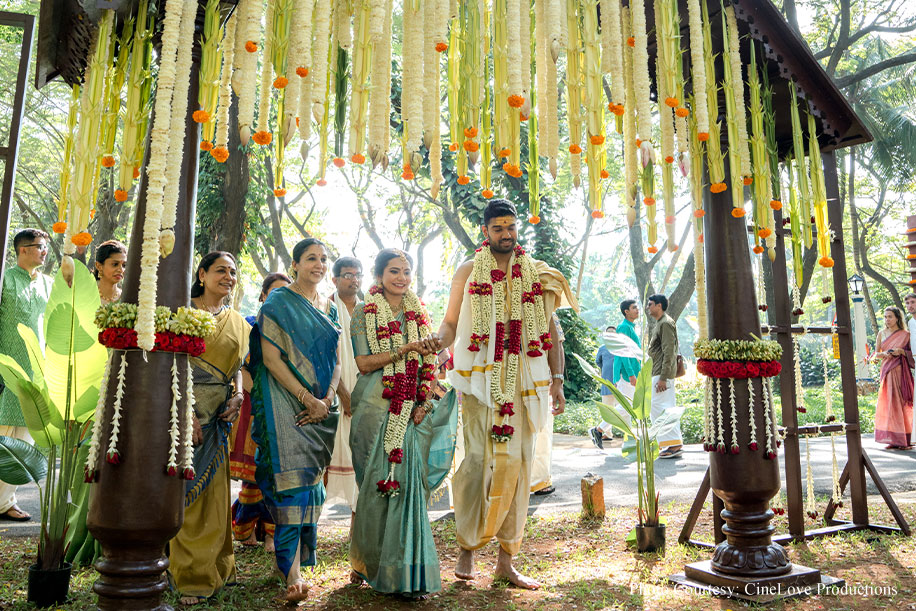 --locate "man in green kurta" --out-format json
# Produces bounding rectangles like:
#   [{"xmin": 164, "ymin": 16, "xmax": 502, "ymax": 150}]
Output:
[{"xmin": 0, "ymin": 229, "xmax": 52, "ymax": 522}]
